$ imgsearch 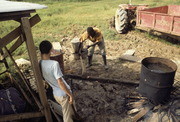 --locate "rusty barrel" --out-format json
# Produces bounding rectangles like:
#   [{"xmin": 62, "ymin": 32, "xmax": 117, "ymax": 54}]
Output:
[
  {"xmin": 71, "ymin": 37, "xmax": 81, "ymax": 60},
  {"xmin": 50, "ymin": 53, "xmax": 64, "ymax": 74},
  {"xmin": 71, "ymin": 37, "xmax": 87, "ymax": 60},
  {"xmin": 138, "ymin": 57, "xmax": 177, "ymax": 105}
]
